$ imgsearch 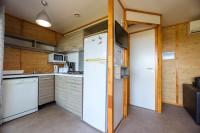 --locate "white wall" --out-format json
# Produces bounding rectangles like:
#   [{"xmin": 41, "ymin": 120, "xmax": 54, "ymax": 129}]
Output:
[
  {"xmin": 113, "ymin": 0, "xmax": 124, "ymax": 129},
  {"xmin": 128, "ymin": 24, "xmax": 155, "ymax": 33},
  {"xmin": 0, "ymin": 6, "xmax": 5, "ymax": 124},
  {"xmin": 126, "ymin": 10, "xmax": 161, "ymax": 25},
  {"xmin": 66, "ymin": 52, "xmax": 79, "ymax": 71},
  {"xmin": 114, "ymin": 0, "xmax": 124, "ymax": 26}
]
